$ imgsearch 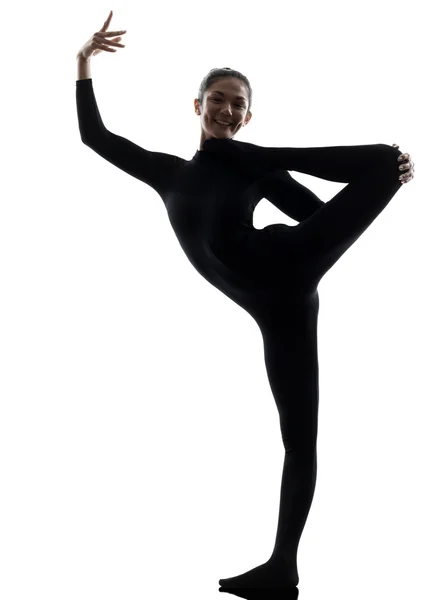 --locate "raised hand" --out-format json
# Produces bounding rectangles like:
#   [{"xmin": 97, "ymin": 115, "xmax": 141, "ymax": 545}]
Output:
[{"xmin": 77, "ymin": 10, "xmax": 127, "ymax": 62}]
